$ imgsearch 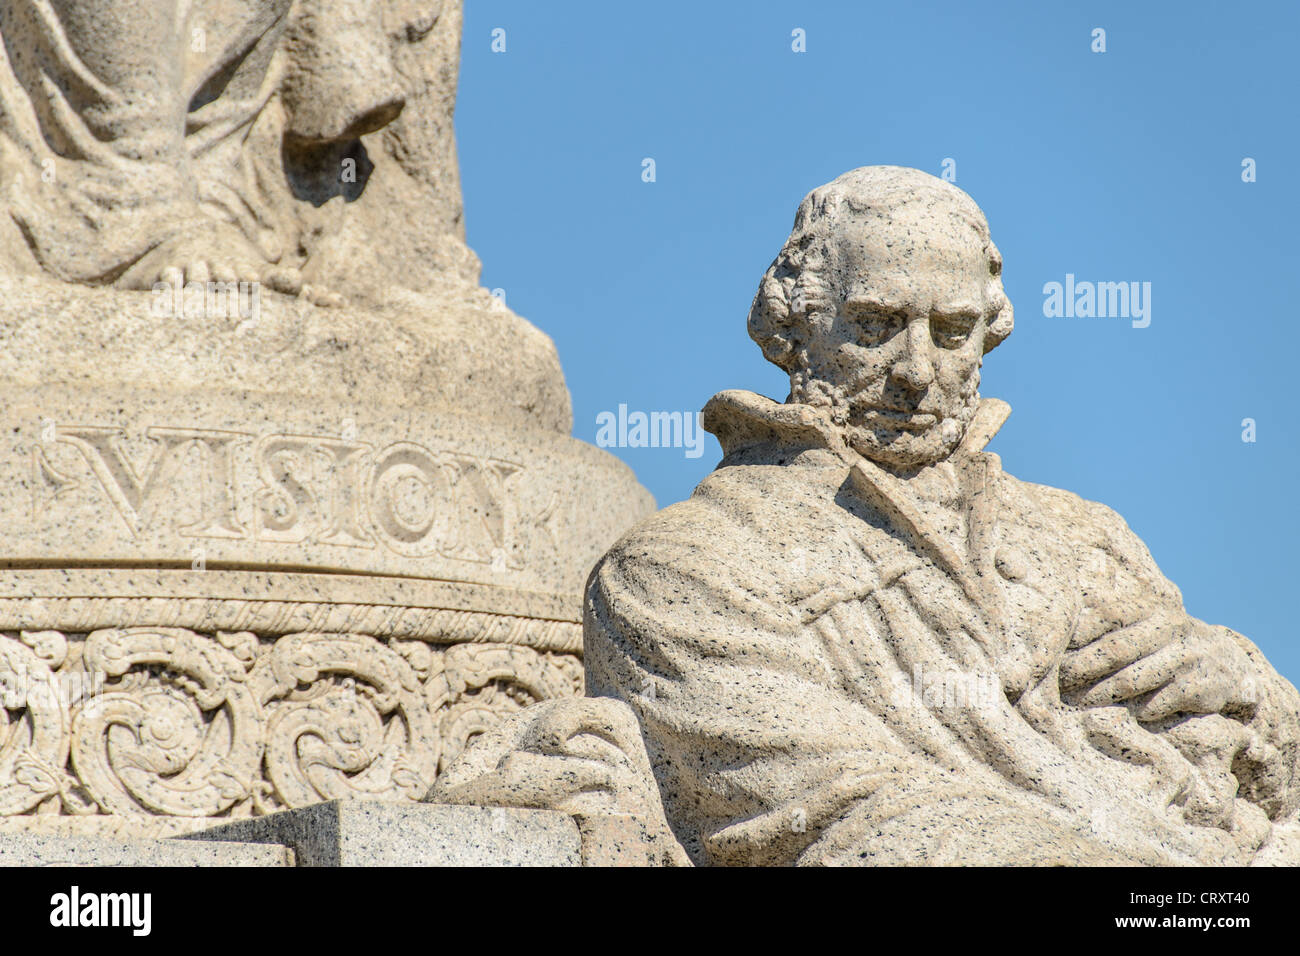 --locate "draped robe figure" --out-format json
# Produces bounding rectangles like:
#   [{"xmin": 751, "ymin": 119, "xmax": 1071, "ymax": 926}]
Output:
[
  {"xmin": 0, "ymin": 0, "xmax": 471, "ymax": 296},
  {"xmin": 0, "ymin": 0, "xmax": 295, "ymax": 284},
  {"xmin": 431, "ymin": 167, "xmax": 1300, "ymax": 866}
]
